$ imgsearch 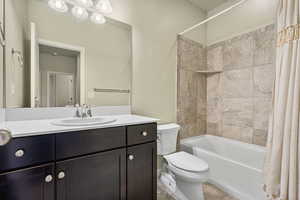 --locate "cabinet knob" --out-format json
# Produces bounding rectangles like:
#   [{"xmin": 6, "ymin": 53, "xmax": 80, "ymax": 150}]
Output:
[
  {"xmin": 0, "ymin": 129, "xmax": 12, "ymax": 146},
  {"xmin": 45, "ymin": 175, "xmax": 53, "ymax": 183},
  {"xmin": 58, "ymin": 171, "xmax": 66, "ymax": 179},
  {"xmin": 128, "ymin": 155, "xmax": 134, "ymax": 160},
  {"xmin": 141, "ymin": 131, "xmax": 148, "ymax": 137},
  {"xmin": 15, "ymin": 149, "xmax": 25, "ymax": 157}
]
